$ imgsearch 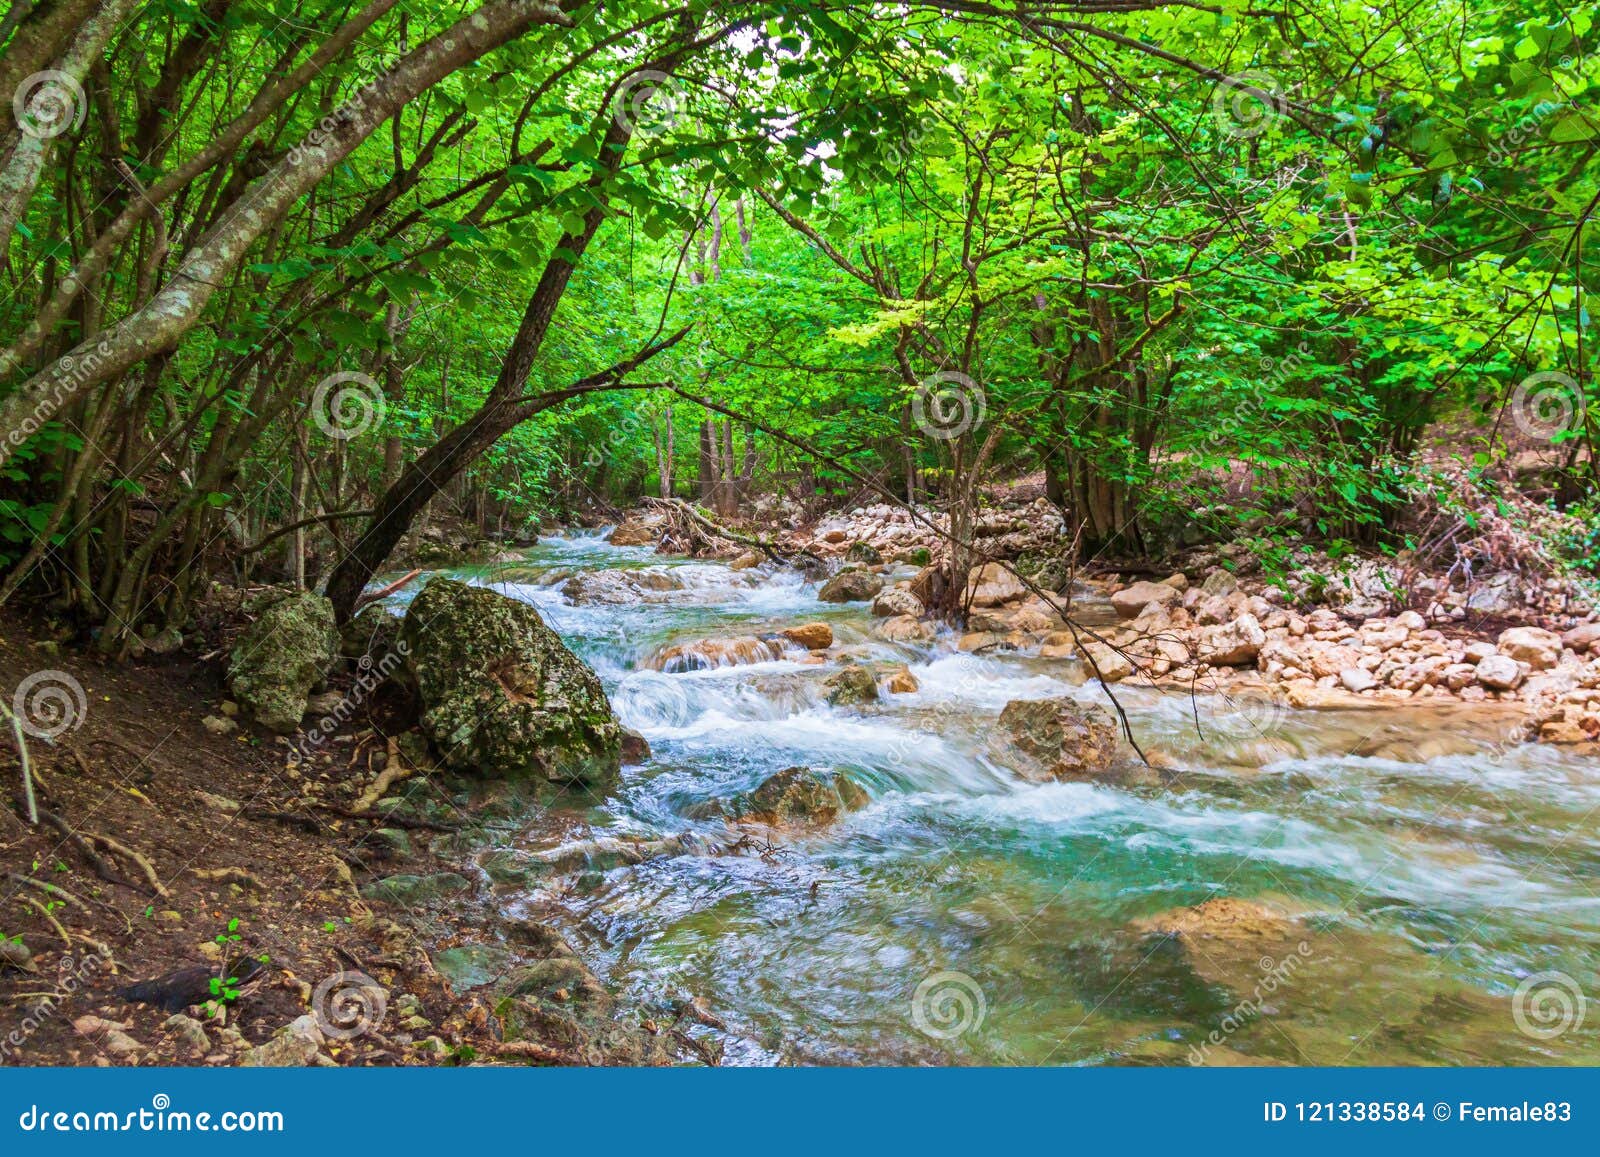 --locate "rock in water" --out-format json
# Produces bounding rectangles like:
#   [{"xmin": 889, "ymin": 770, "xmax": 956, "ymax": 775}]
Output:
[
  {"xmin": 870, "ymin": 586, "xmax": 925, "ymax": 618},
  {"xmin": 606, "ymin": 521, "xmax": 656, "ymax": 546},
  {"xmin": 227, "ymin": 590, "xmax": 338, "ymax": 732},
  {"xmin": 823, "ymin": 663, "xmax": 879, "ymax": 706},
  {"xmin": 997, "ymin": 697, "xmax": 1118, "ymax": 781},
  {"xmin": 402, "ymin": 578, "xmax": 622, "ymax": 788},
  {"xmin": 781, "ymin": 622, "xmax": 833, "ymax": 650},
  {"xmin": 693, "ymin": 766, "xmax": 870, "ymax": 828},
  {"xmin": 818, "ymin": 569, "xmax": 884, "ymax": 603}
]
